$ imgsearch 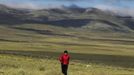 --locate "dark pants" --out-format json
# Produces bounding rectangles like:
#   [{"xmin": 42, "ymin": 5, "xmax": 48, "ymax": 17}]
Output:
[{"xmin": 61, "ymin": 63, "xmax": 68, "ymax": 75}]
